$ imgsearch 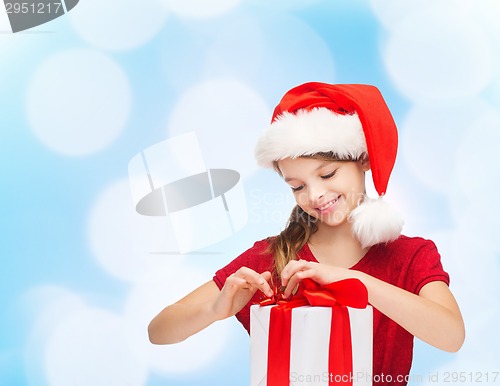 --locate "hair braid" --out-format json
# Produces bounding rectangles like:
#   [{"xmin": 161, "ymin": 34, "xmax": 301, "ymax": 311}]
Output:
[{"xmin": 267, "ymin": 205, "xmax": 318, "ymax": 280}]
